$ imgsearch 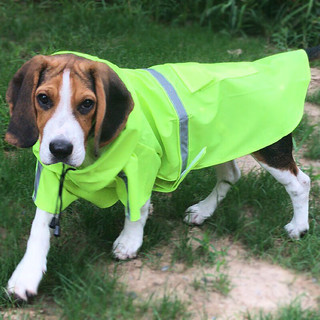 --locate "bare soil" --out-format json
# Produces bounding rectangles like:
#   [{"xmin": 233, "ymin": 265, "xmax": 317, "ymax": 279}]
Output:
[
  {"xmin": 308, "ymin": 68, "xmax": 320, "ymax": 95},
  {"xmin": 116, "ymin": 238, "xmax": 320, "ymax": 320},
  {"xmin": 2, "ymin": 307, "xmax": 58, "ymax": 320}
]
